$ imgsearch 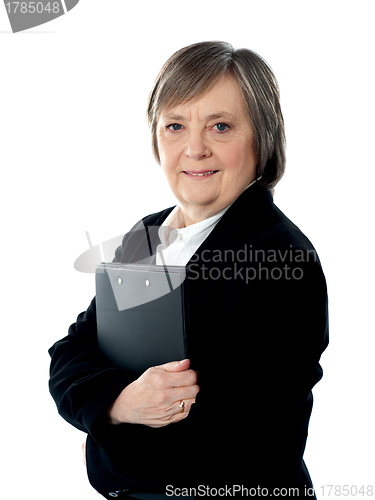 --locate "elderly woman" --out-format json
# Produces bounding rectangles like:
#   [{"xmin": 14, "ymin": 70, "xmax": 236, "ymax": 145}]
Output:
[{"xmin": 49, "ymin": 41, "xmax": 328, "ymax": 499}]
